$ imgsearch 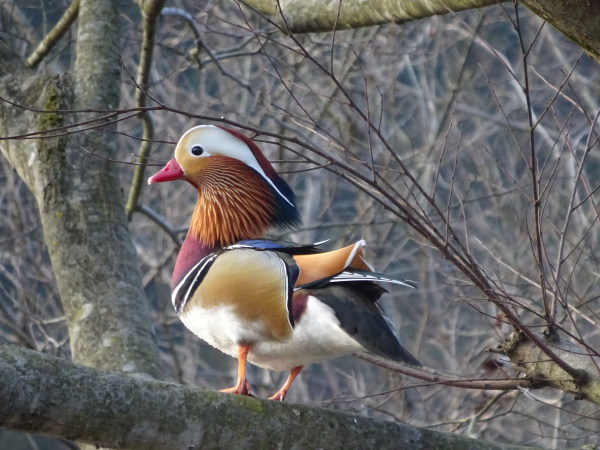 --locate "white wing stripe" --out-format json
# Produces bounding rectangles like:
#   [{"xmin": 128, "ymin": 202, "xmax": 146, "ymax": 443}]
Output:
[{"xmin": 172, "ymin": 254, "xmax": 218, "ymax": 312}]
